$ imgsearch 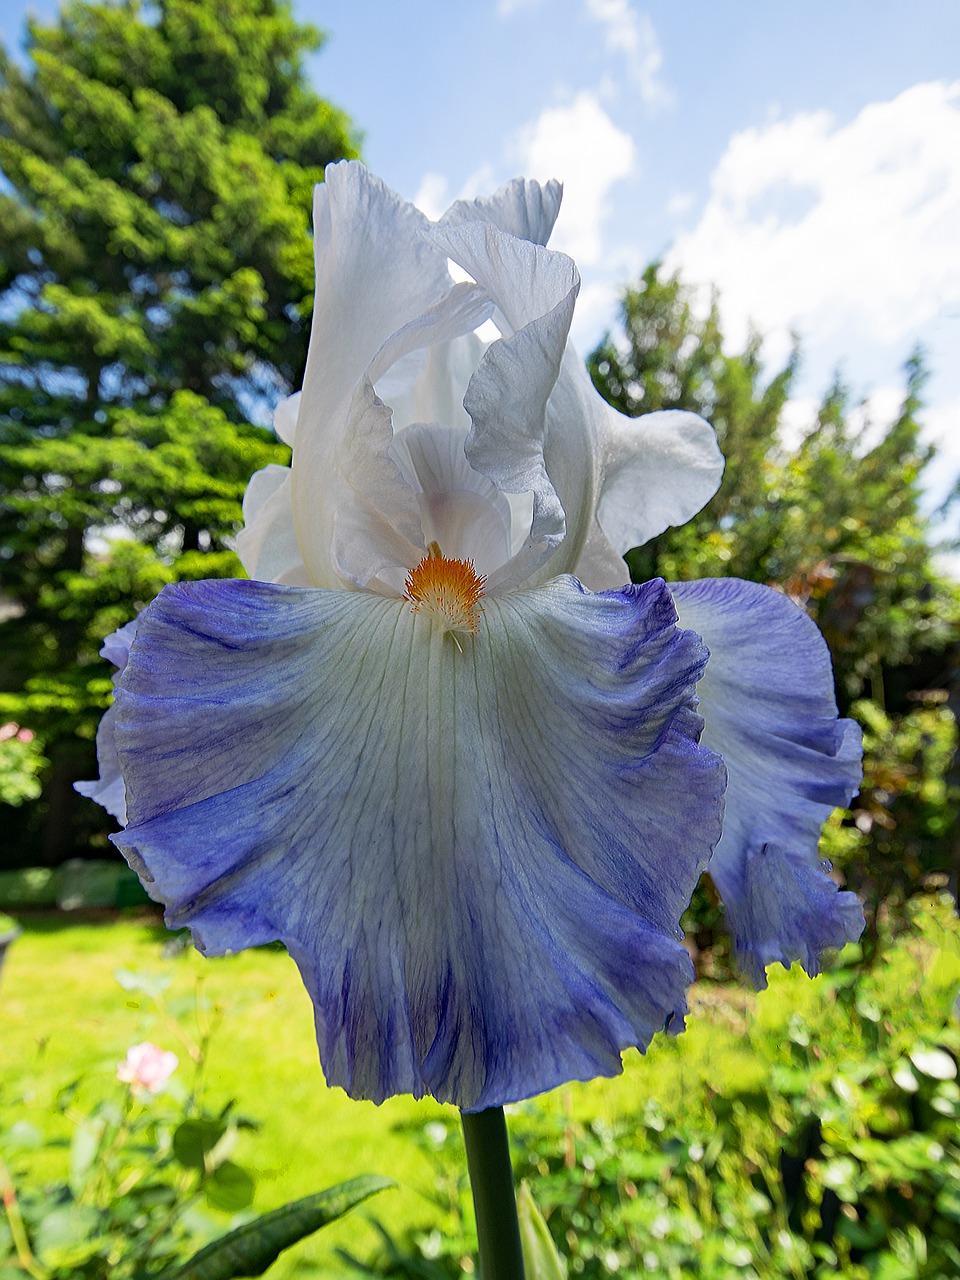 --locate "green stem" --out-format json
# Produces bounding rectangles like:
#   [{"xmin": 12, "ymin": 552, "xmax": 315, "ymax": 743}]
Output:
[
  {"xmin": 461, "ymin": 1107, "xmax": 525, "ymax": 1280},
  {"xmin": 0, "ymin": 1155, "xmax": 49, "ymax": 1280}
]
